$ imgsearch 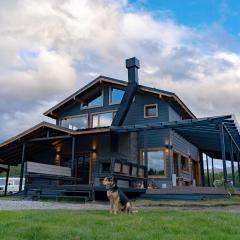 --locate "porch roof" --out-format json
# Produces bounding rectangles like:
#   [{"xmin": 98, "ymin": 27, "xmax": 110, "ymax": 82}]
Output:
[
  {"xmin": 111, "ymin": 115, "xmax": 240, "ymax": 160},
  {"xmin": 0, "ymin": 121, "xmax": 110, "ymax": 165}
]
